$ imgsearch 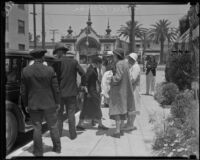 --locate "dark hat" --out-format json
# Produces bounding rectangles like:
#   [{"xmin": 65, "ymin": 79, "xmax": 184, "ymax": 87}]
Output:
[
  {"xmin": 113, "ymin": 48, "xmax": 124, "ymax": 59},
  {"xmin": 92, "ymin": 56, "xmax": 102, "ymax": 64},
  {"xmin": 30, "ymin": 49, "xmax": 47, "ymax": 58},
  {"xmin": 53, "ymin": 43, "xmax": 69, "ymax": 55}
]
